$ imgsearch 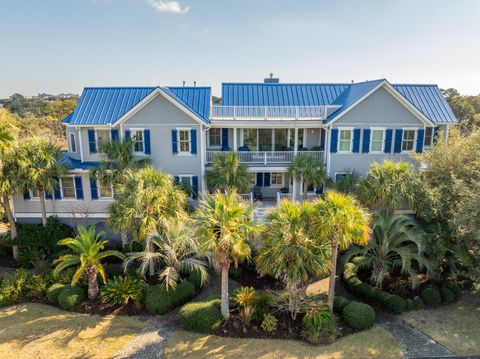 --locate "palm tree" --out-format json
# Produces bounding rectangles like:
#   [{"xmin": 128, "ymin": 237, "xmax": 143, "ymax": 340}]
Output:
[
  {"xmin": 288, "ymin": 155, "xmax": 326, "ymax": 201},
  {"xmin": 0, "ymin": 126, "xmax": 13, "ymax": 146},
  {"xmin": 345, "ymin": 211, "xmax": 431, "ymax": 289},
  {"xmin": 123, "ymin": 219, "xmax": 209, "ymax": 289},
  {"xmin": 53, "ymin": 225, "xmax": 125, "ymax": 299},
  {"xmin": 331, "ymin": 171, "xmax": 359, "ymax": 194},
  {"xmin": 206, "ymin": 152, "xmax": 253, "ymax": 193},
  {"xmin": 195, "ymin": 190, "xmax": 260, "ymax": 319},
  {"xmin": 356, "ymin": 161, "xmax": 420, "ymax": 213},
  {"xmin": 311, "ymin": 191, "xmax": 371, "ymax": 311},
  {"xmin": 256, "ymin": 200, "xmax": 330, "ymax": 319},
  {"xmin": 17, "ymin": 138, "xmax": 68, "ymax": 226}
]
